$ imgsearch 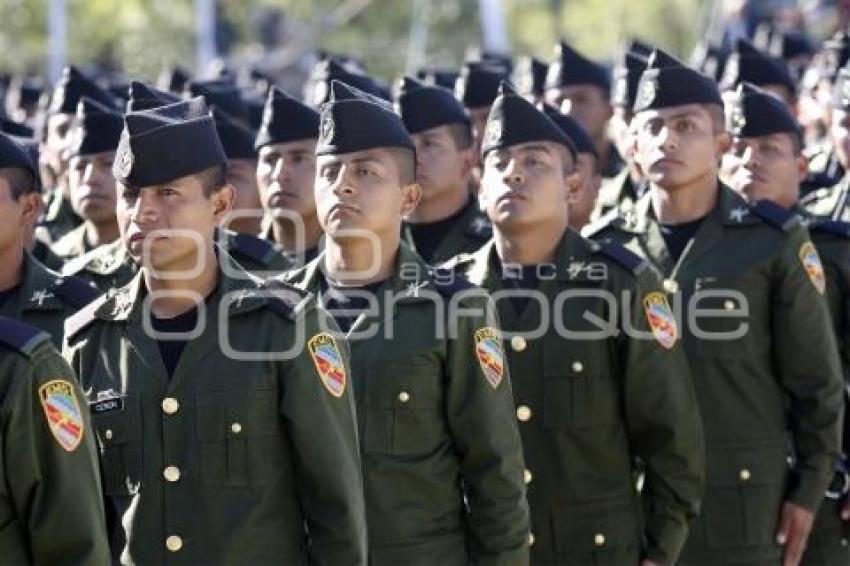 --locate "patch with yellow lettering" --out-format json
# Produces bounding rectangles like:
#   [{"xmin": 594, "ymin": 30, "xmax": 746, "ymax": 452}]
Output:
[
  {"xmin": 39, "ymin": 380, "xmax": 84, "ymax": 452},
  {"xmin": 474, "ymin": 327, "xmax": 505, "ymax": 389},
  {"xmin": 643, "ymin": 292, "xmax": 678, "ymax": 350},
  {"xmin": 308, "ymin": 333, "xmax": 347, "ymax": 398},
  {"xmin": 799, "ymin": 241, "xmax": 826, "ymax": 295}
]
